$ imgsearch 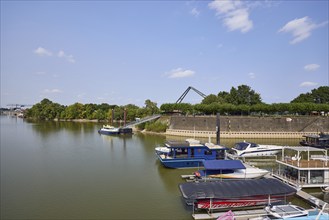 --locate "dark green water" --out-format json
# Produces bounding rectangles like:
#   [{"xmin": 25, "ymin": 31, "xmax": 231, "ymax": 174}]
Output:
[{"xmin": 1, "ymin": 116, "xmax": 327, "ymax": 219}]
